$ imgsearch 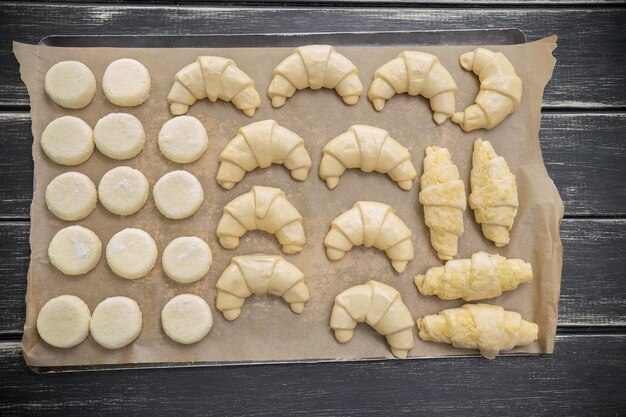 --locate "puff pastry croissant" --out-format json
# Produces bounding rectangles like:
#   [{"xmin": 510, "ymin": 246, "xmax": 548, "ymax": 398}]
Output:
[
  {"xmin": 324, "ymin": 201, "xmax": 414, "ymax": 273},
  {"xmin": 319, "ymin": 125, "xmax": 416, "ymax": 191},
  {"xmin": 167, "ymin": 56, "xmax": 261, "ymax": 117},
  {"xmin": 217, "ymin": 120, "xmax": 312, "ymax": 189},
  {"xmin": 216, "ymin": 186, "xmax": 305, "ymax": 254},
  {"xmin": 268, "ymin": 45, "xmax": 363, "ymax": 108},
  {"xmin": 331, "ymin": 280, "xmax": 414, "ymax": 359}
]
